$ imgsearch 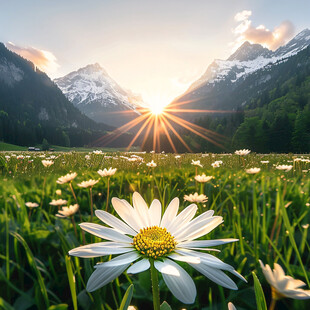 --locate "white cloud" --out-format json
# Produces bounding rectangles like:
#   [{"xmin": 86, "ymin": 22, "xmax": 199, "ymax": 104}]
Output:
[
  {"xmin": 232, "ymin": 10, "xmax": 295, "ymax": 51},
  {"xmin": 6, "ymin": 42, "xmax": 59, "ymax": 76}
]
